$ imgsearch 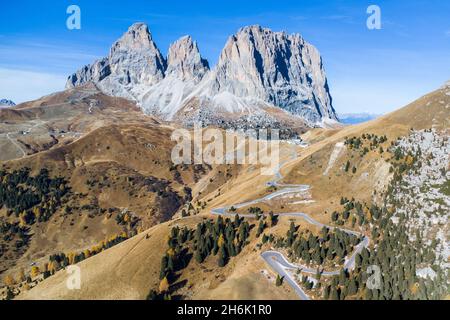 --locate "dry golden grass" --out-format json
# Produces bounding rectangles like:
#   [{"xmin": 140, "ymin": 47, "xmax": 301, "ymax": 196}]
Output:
[{"xmin": 10, "ymin": 83, "xmax": 450, "ymax": 300}]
